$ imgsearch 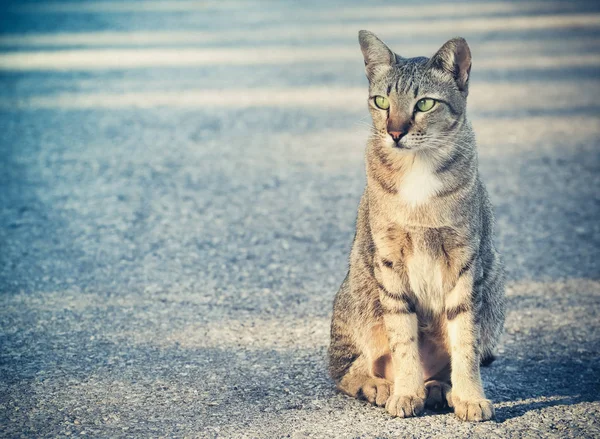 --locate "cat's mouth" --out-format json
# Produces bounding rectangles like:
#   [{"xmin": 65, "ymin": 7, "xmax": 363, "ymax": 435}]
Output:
[
  {"xmin": 387, "ymin": 136, "xmax": 416, "ymax": 151},
  {"xmin": 387, "ymin": 137, "xmax": 409, "ymax": 150},
  {"xmin": 392, "ymin": 142, "xmax": 413, "ymax": 151}
]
